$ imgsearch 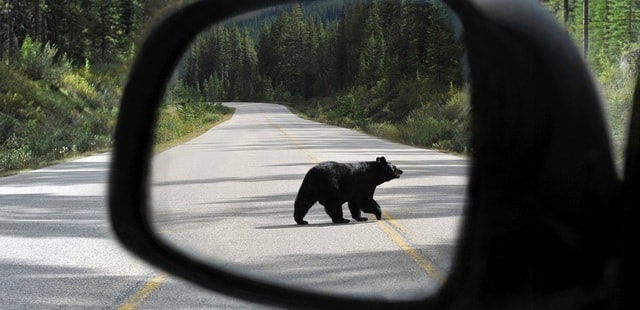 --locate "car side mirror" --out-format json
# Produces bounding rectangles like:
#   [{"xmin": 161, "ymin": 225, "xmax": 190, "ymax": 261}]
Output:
[{"xmin": 109, "ymin": 0, "xmax": 637, "ymax": 308}]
